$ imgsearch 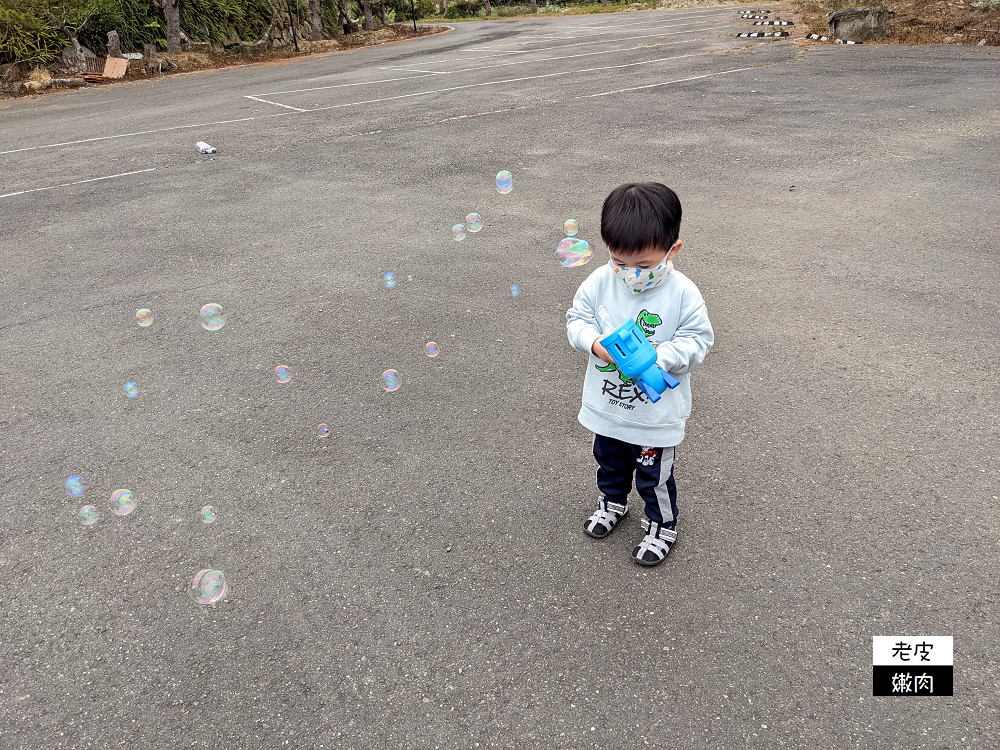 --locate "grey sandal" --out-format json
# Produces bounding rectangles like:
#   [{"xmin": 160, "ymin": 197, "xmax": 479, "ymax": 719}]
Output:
[
  {"xmin": 583, "ymin": 494, "xmax": 628, "ymax": 539},
  {"xmin": 631, "ymin": 519, "xmax": 678, "ymax": 566}
]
